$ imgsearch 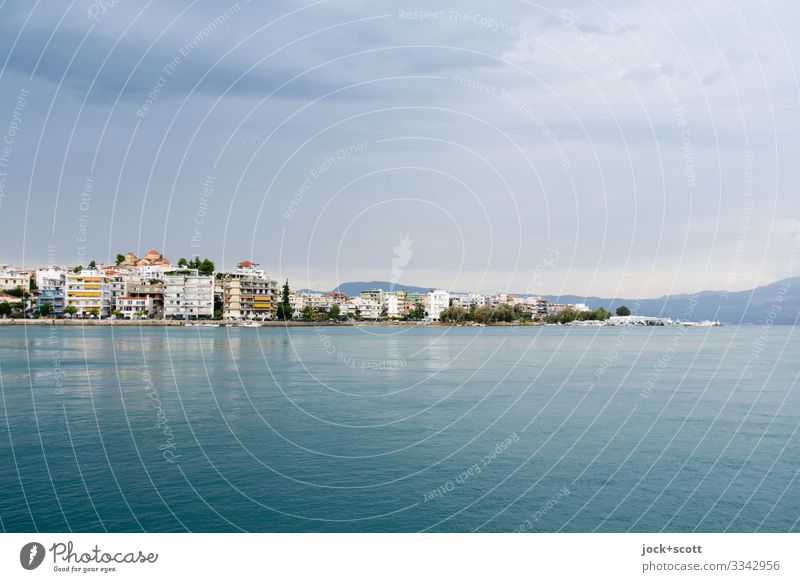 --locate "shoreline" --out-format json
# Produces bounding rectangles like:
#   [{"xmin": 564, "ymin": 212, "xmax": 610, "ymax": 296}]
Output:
[
  {"xmin": 0, "ymin": 319, "xmax": 546, "ymax": 328},
  {"xmin": 0, "ymin": 319, "xmax": 727, "ymax": 328}
]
